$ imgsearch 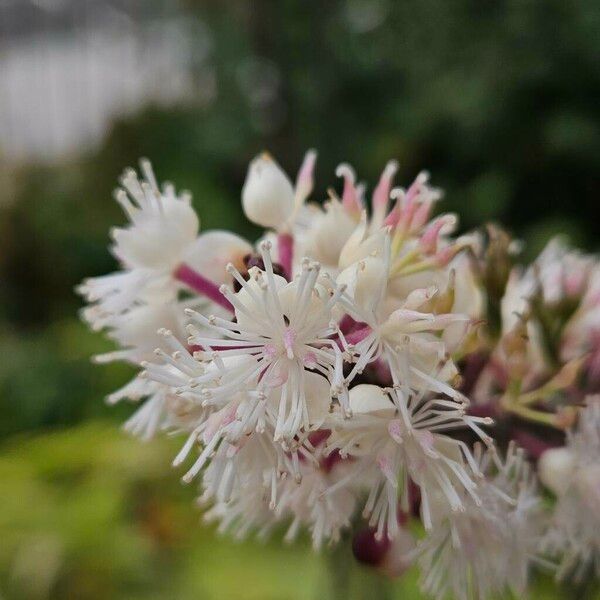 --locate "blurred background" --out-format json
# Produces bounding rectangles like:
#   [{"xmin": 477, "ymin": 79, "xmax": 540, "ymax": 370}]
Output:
[{"xmin": 0, "ymin": 1, "xmax": 599, "ymax": 598}]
